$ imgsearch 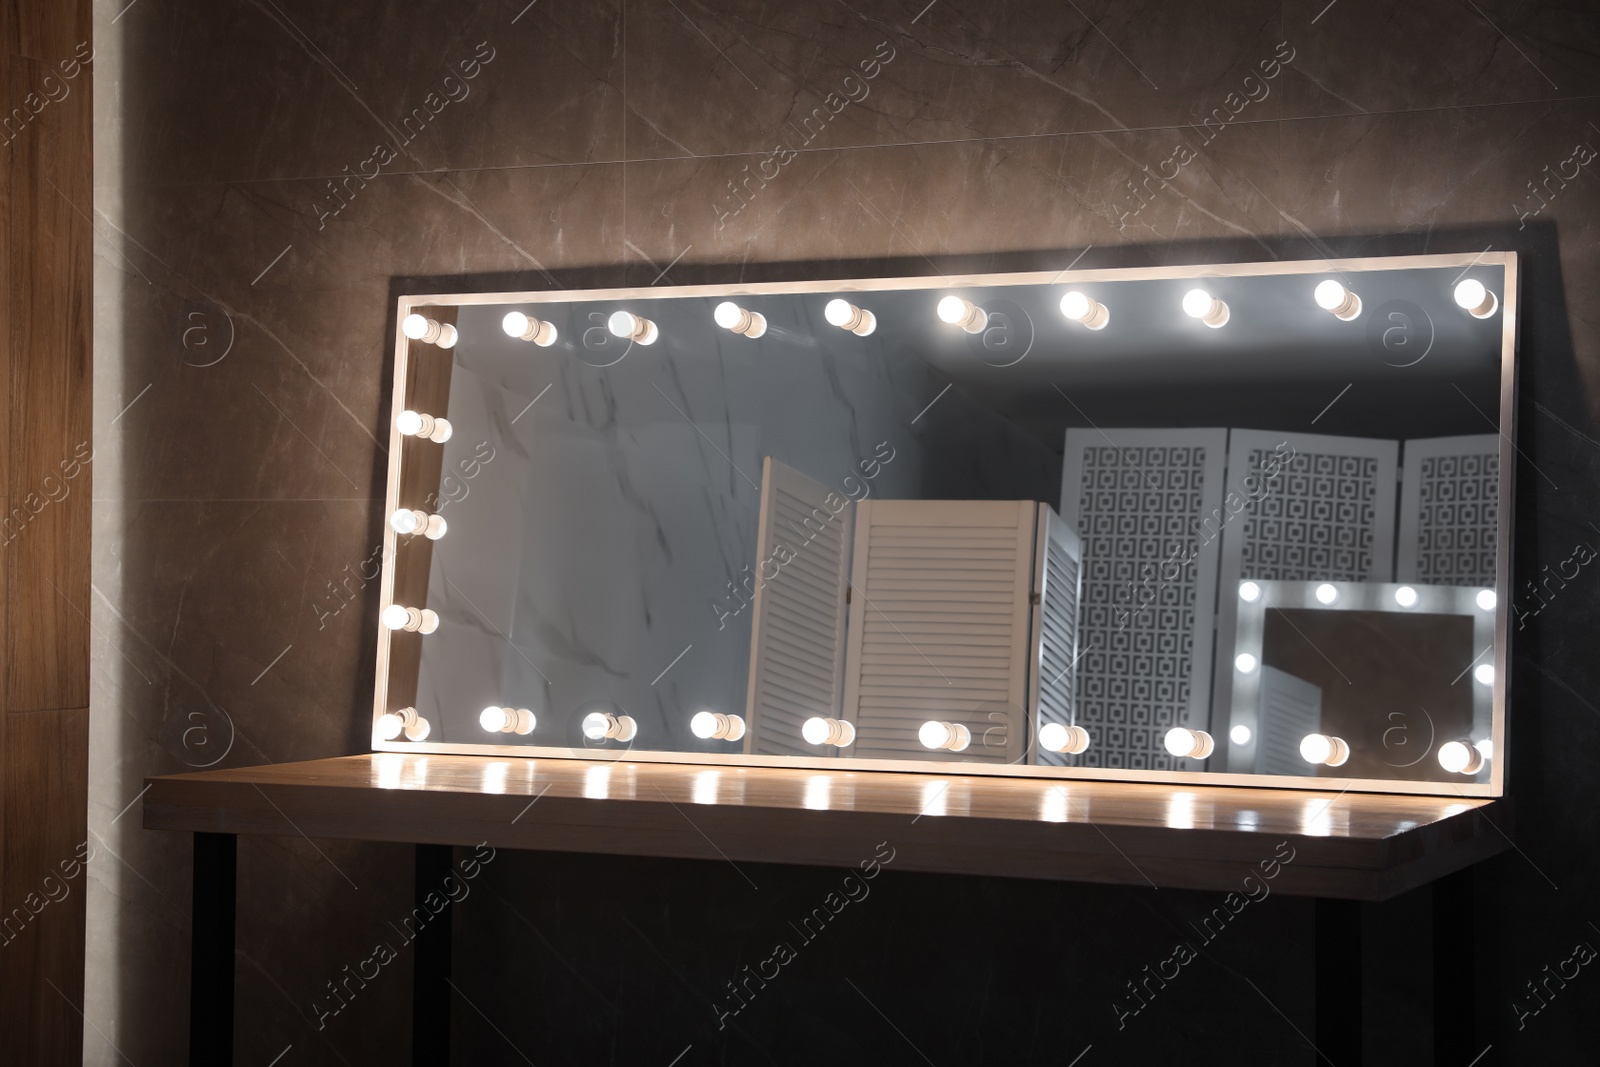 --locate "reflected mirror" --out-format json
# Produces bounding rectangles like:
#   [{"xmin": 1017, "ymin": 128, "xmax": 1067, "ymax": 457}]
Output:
[{"xmin": 374, "ymin": 253, "xmax": 1515, "ymax": 796}]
